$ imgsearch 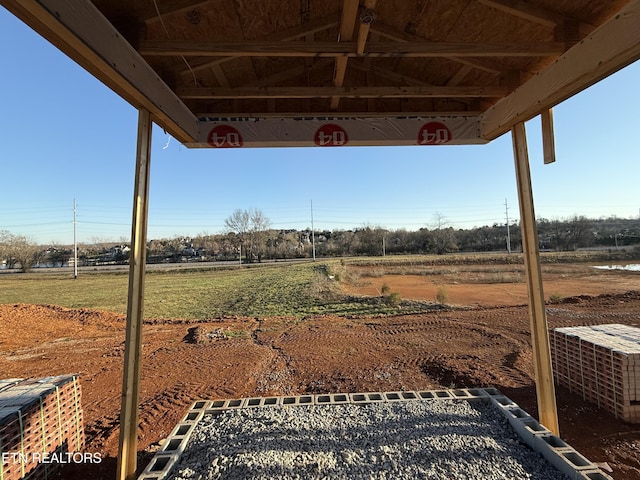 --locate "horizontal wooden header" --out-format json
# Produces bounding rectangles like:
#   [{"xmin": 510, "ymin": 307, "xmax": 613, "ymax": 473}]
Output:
[{"xmin": 188, "ymin": 116, "xmax": 486, "ymax": 148}]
